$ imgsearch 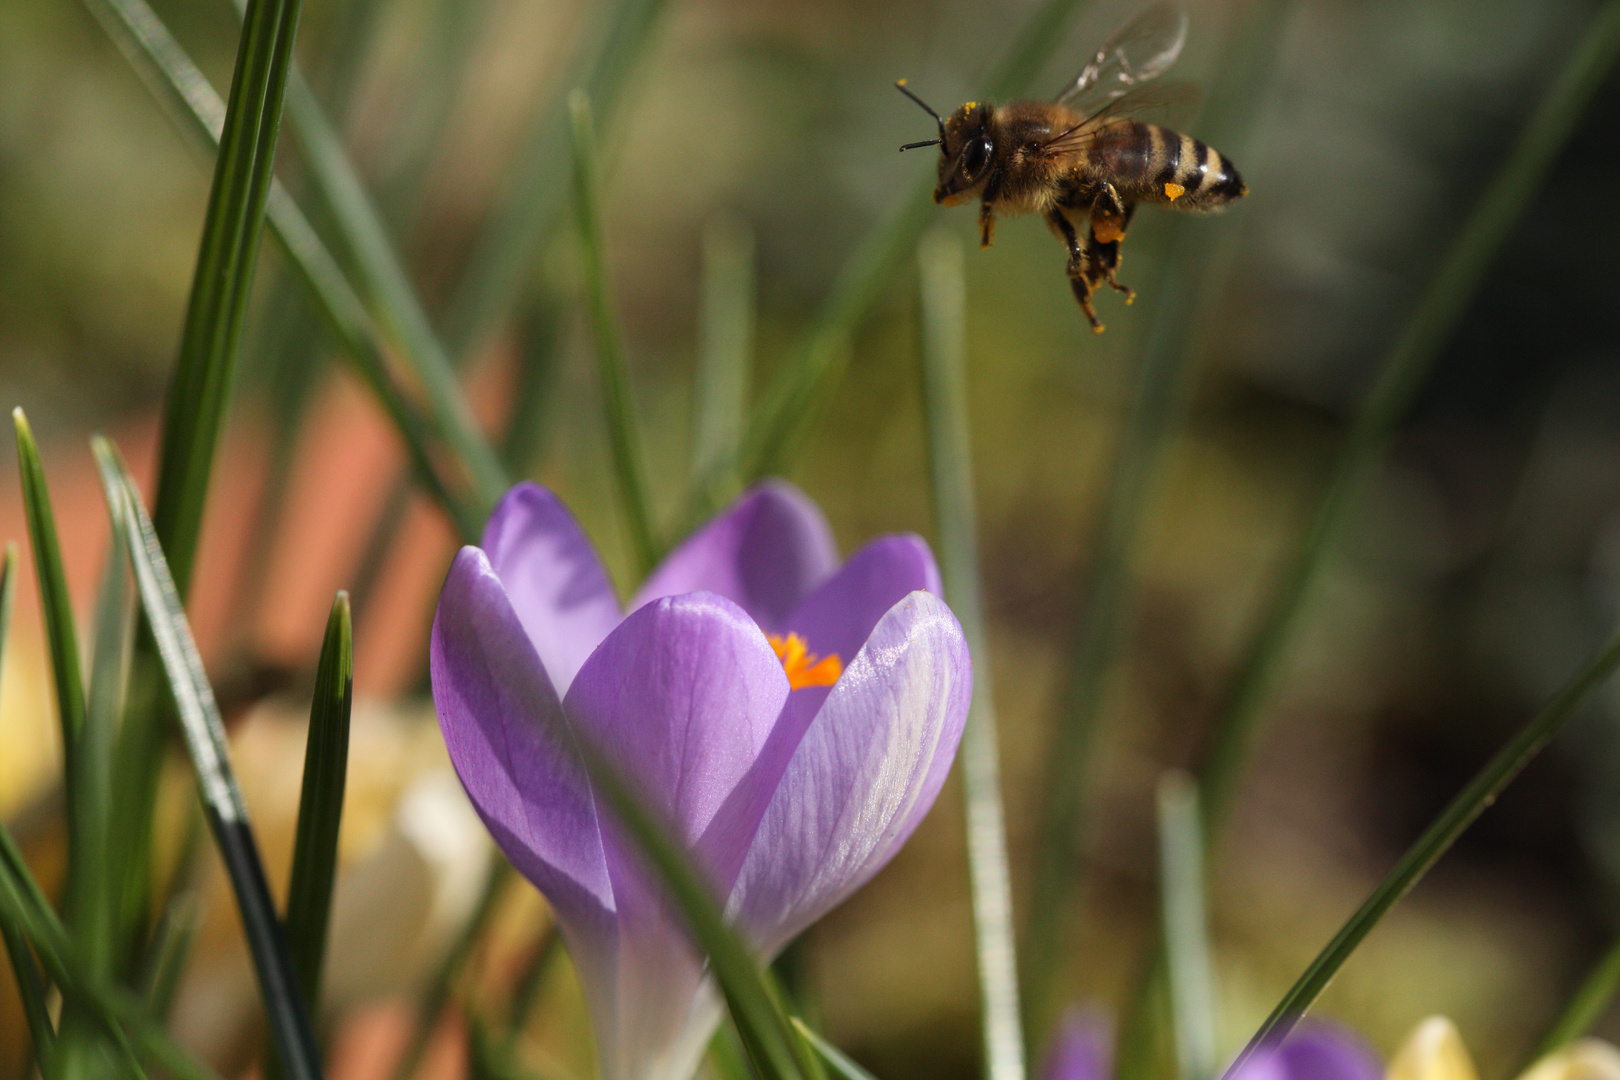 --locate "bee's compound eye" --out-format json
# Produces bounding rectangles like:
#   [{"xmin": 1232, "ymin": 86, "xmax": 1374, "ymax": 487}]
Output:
[{"xmin": 963, "ymin": 136, "xmax": 992, "ymax": 178}]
